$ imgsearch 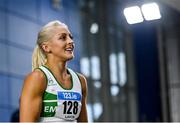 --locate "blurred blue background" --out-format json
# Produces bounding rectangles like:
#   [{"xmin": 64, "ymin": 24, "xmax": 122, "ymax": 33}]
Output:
[{"xmin": 0, "ymin": 0, "xmax": 82, "ymax": 121}]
